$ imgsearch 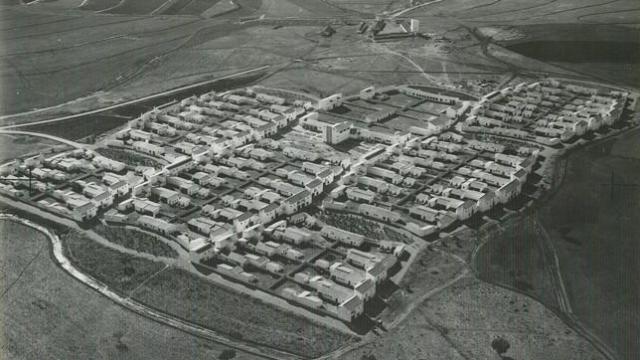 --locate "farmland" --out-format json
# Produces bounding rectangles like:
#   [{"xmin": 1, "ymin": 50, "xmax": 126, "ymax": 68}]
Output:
[{"xmin": 0, "ymin": 219, "xmax": 261, "ymax": 360}]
